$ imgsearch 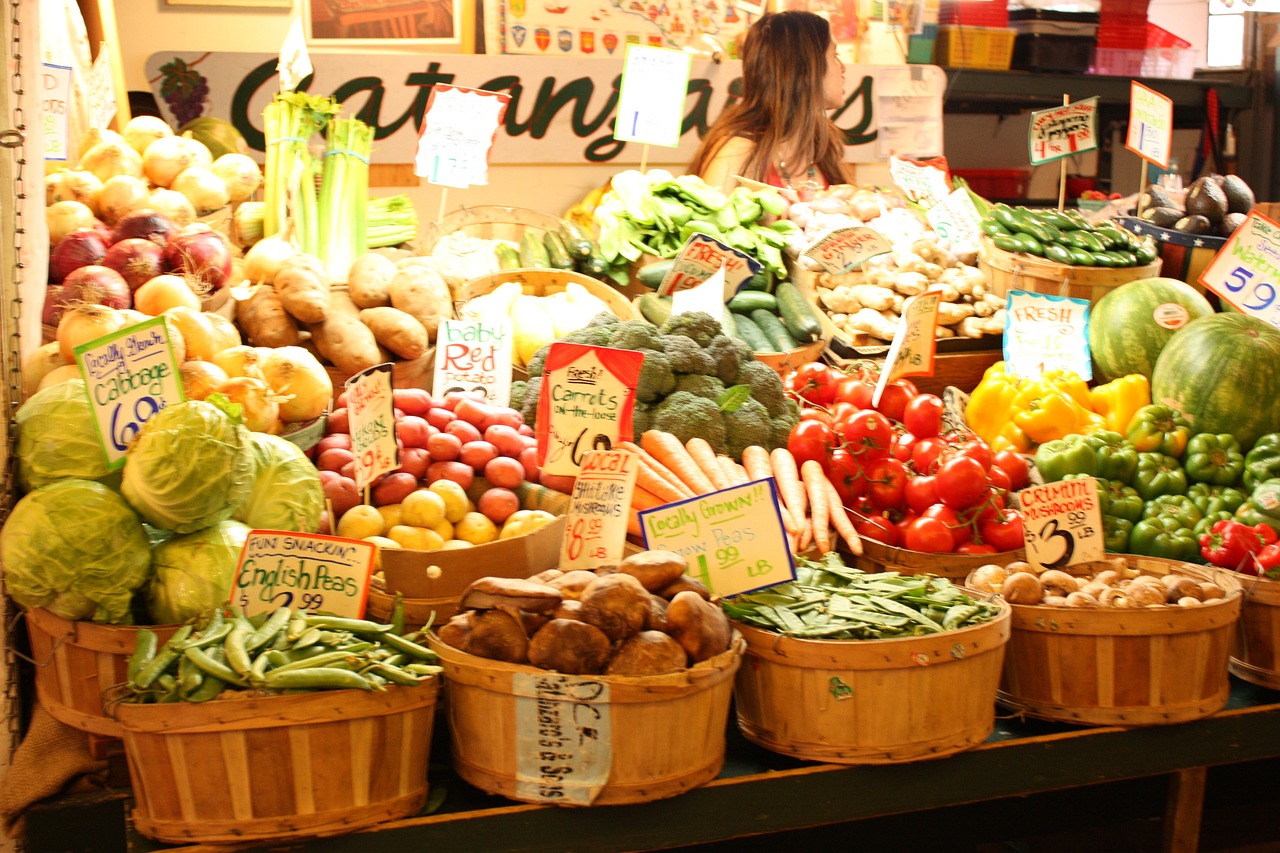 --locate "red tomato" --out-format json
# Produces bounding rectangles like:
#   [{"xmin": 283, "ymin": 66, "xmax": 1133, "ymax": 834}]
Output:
[
  {"xmin": 866, "ymin": 457, "xmax": 909, "ymax": 511},
  {"xmin": 839, "ymin": 409, "xmax": 894, "ymax": 461},
  {"xmin": 828, "ymin": 402, "xmax": 860, "ymax": 426},
  {"xmin": 799, "ymin": 408, "xmax": 834, "ymax": 426},
  {"xmin": 786, "ymin": 362, "xmax": 839, "ymax": 407},
  {"xmin": 981, "ymin": 508, "xmax": 1026, "ymax": 552},
  {"xmin": 873, "ymin": 379, "xmax": 918, "ymax": 422},
  {"xmin": 924, "ymin": 504, "xmax": 971, "ymax": 548},
  {"xmin": 902, "ymin": 393, "xmax": 944, "ymax": 439},
  {"xmin": 891, "ymin": 430, "xmax": 916, "ymax": 463},
  {"xmin": 903, "ymin": 516, "xmax": 955, "ymax": 553},
  {"xmin": 986, "ymin": 464, "xmax": 1013, "ymax": 494},
  {"xmin": 825, "ymin": 447, "xmax": 866, "ymax": 507},
  {"xmin": 910, "ymin": 436, "xmax": 947, "ymax": 475},
  {"xmin": 788, "ymin": 419, "xmax": 835, "ymax": 470},
  {"xmin": 992, "ymin": 449, "xmax": 1031, "ymax": 491},
  {"xmin": 832, "ymin": 375, "xmax": 876, "ymax": 410},
  {"xmin": 972, "ymin": 490, "xmax": 1008, "ymax": 526},
  {"xmin": 936, "ymin": 455, "xmax": 989, "ymax": 510},
  {"xmin": 904, "ymin": 474, "xmax": 940, "ymax": 515},
  {"xmin": 957, "ymin": 541, "xmax": 999, "ymax": 555},
  {"xmin": 950, "ymin": 436, "xmax": 994, "ymax": 471},
  {"xmin": 854, "ymin": 512, "xmax": 899, "ymax": 546}
]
